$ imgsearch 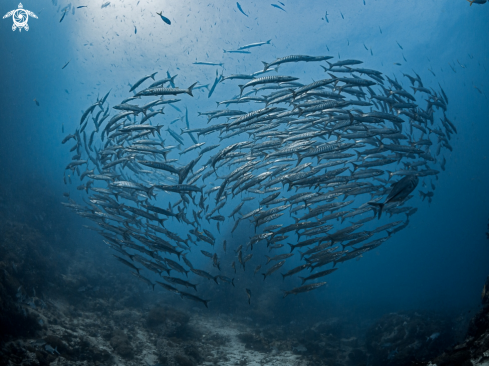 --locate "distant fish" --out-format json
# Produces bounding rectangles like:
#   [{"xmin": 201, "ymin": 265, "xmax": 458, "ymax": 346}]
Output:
[
  {"xmin": 167, "ymin": 71, "xmax": 176, "ymax": 88},
  {"xmin": 44, "ymin": 344, "xmax": 59, "ymax": 355},
  {"xmin": 283, "ymin": 282, "xmax": 327, "ymax": 297},
  {"xmin": 208, "ymin": 70, "xmax": 221, "ymax": 98},
  {"xmin": 193, "ymin": 83, "xmax": 209, "ymax": 90},
  {"xmin": 369, "ymin": 175, "xmax": 419, "ymax": 218},
  {"xmin": 474, "ymin": 86, "xmax": 483, "ymax": 94},
  {"xmin": 379, "ymin": 26, "xmax": 382, "ymax": 34},
  {"xmin": 340, "ymin": 11, "xmax": 344, "ymax": 19},
  {"xmin": 185, "ymin": 107, "xmax": 189, "ymax": 129},
  {"xmin": 34, "ymin": 99, "xmax": 39, "ymax": 106},
  {"xmin": 193, "ymin": 62, "xmax": 223, "ymax": 66},
  {"xmin": 59, "ymin": 10, "xmax": 67, "ymax": 22},
  {"xmin": 278, "ymin": 1, "xmax": 285, "ymax": 5},
  {"xmin": 156, "ymin": 11, "xmax": 171, "ymax": 25},
  {"xmin": 77, "ymin": 6, "xmax": 87, "ymax": 9},
  {"xmin": 238, "ymin": 40, "xmax": 271, "ymax": 50},
  {"xmin": 324, "ymin": 11, "xmax": 329, "ymax": 22},
  {"xmin": 101, "ymin": 2, "xmax": 110, "ymax": 9},
  {"xmin": 396, "ymin": 41, "xmax": 403, "ymax": 50},
  {"xmin": 134, "ymin": 25, "xmax": 137, "ymax": 34},
  {"xmin": 62, "ymin": 60, "xmax": 70, "ymax": 69},
  {"xmin": 223, "ymin": 49, "xmax": 251, "ymax": 54},
  {"xmin": 245, "ymin": 288, "xmax": 251, "ymax": 305},
  {"xmin": 467, "ymin": 0, "xmax": 487, "ymax": 5},
  {"xmin": 271, "ymin": 4, "xmax": 286, "ymax": 12},
  {"xmin": 363, "ymin": 43, "xmax": 368, "ymax": 51},
  {"xmin": 236, "ymin": 2, "xmax": 248, "ymax": 17}
]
